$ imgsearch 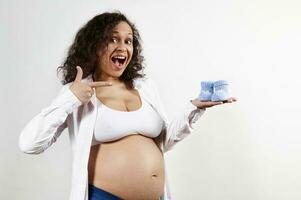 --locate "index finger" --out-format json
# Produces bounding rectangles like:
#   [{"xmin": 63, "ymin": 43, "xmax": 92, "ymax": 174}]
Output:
[
  {"xmin": 88, "ymin": 81, "xmax": 113, "ymax": 88},
  {"xmin": 222, "ymin": 97, "xmax": 237, "ymax": 103}
]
